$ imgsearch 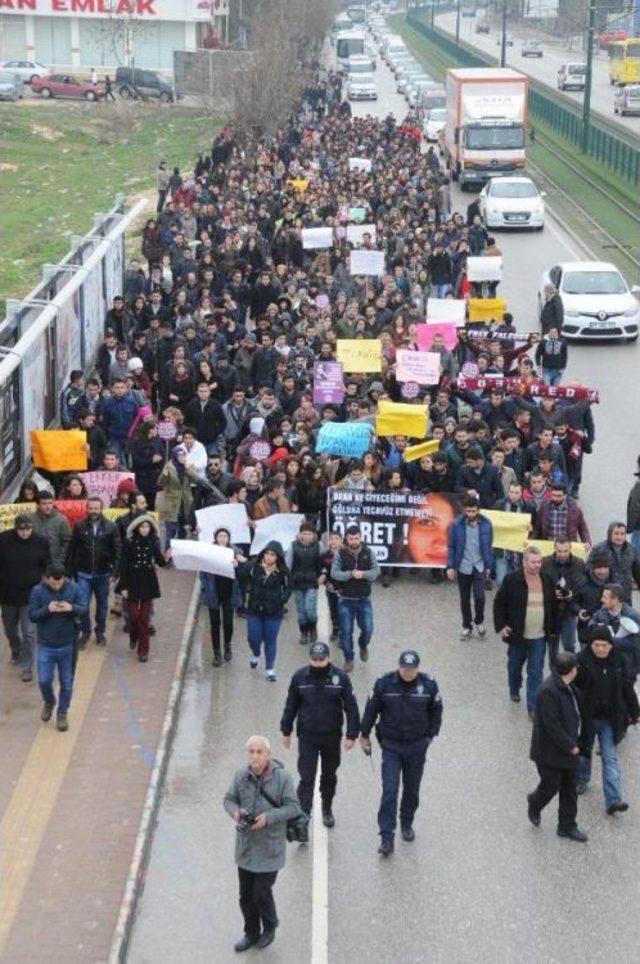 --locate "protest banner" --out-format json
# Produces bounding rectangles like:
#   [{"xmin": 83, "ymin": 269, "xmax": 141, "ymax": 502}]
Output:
[
  {"xmin": 328, "ymin": 489, "xmax": 461, "ymax": 567},
  {"xmin": 336, "ymin": 339, "xmax": 381, "ymax": 373},
  {"xmin": 396, "ymin": 350, "xmax": 440, "ymax": 386},
  {"xmin": 50, "ymin": 500, "xmax": 91, "ymax": 529},
  {"xmin": 316, "ymin": 422, "xmax": 373, "ymax": 458},
  {"xmin": 301, "ymin": 227, "xmax": 334, "ymax": 250},
  {"xmin": 157, "ymin": 420, "xmax": 178, "ymax": 441},
  {"xmin": 466, "ymin": 256, "xmax": 503, "ymax": 282},
  {"xmin": 0, "ymin": 500, "xmax": 156, "ymax": 532},
  {"xmin": 525, "ymin": 539, "xmax": 588, "ymax": 560},
  {"xmin": 250, "ymin": 513, "xmax": 305, "ymax": 557},
  {"xmin": 79, "ymin": 471, "xmax": 135, "ymax": 507},
  {"xmin": 346, "ymin": 223, "xmax": 377, "ymax": 247},
  {"xmin": 481, "ymin": 510, "xmax": 532, "ymax": 552},
  {"xmin": 286, "ymin": 178, "xmax": 309, "ymax": 193},
  {"xmin": 30, "ymin": 430, "xmax": 88, "ymax": 472},
  {"xmin": 403, "ymin": 439, "xmax": 441, "ymax": 463},
  {"xmin": 196, "ymin": 503, "xmax": 252, "ymax": 547},
  {"xmin": 349, "ymin": 250, "xmax": 385, "ymax": 277},
  {"xmin": 467, "ymin": 328, "xmax": 531, "ymax": 344},
  {"xmin": 313, "ymin": 362, "xmax": 345, "ymax": 405},
  {"xmin": 467, "ymin": 297, "xmax": 508, "ymax": 323},
  {"xmin": 416, "ymin": 323, "xmax": 458, "ymax": 352},
  {"xmin": 426, "ymin": 298, "xmax": 466, "ymax": 326},
  {"xmin": 456, "ymin": 375, "xmax": 599, "ymax": 403},
  {"xmin": 0, "ymin": 502, "xmax": 35, "ymax": 532},
  {"xmin": 376, "ymin": 400, "xmax": 428, "ymax": 439},
  {"xmin": 348, "ymin": 207, "xmax": 366, "ymax": 222},
  {"xmin": 348, "ymin": 157, "xmax": 372, "ymax": 173},
  {"xmin": 171, "ymin": 539, "xmax": 235, "ymax": 579}
]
